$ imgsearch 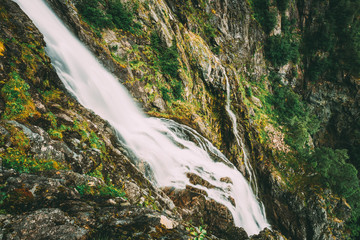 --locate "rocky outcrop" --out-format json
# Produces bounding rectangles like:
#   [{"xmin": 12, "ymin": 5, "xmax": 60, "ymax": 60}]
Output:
[
  {"xmin": 0, "ymin": 169, "xmax": 192, "ymax": 240},
  {"xmin": 0, "ymin": 1, "xmax": 194, "ymax": 239},
  {"xmin": 1, "ymin": 0, "xmax": 355, "ymax": 239},
  {"xmin": 163, "ymin": 186, "xmax": 248, "ymax": 240}
]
